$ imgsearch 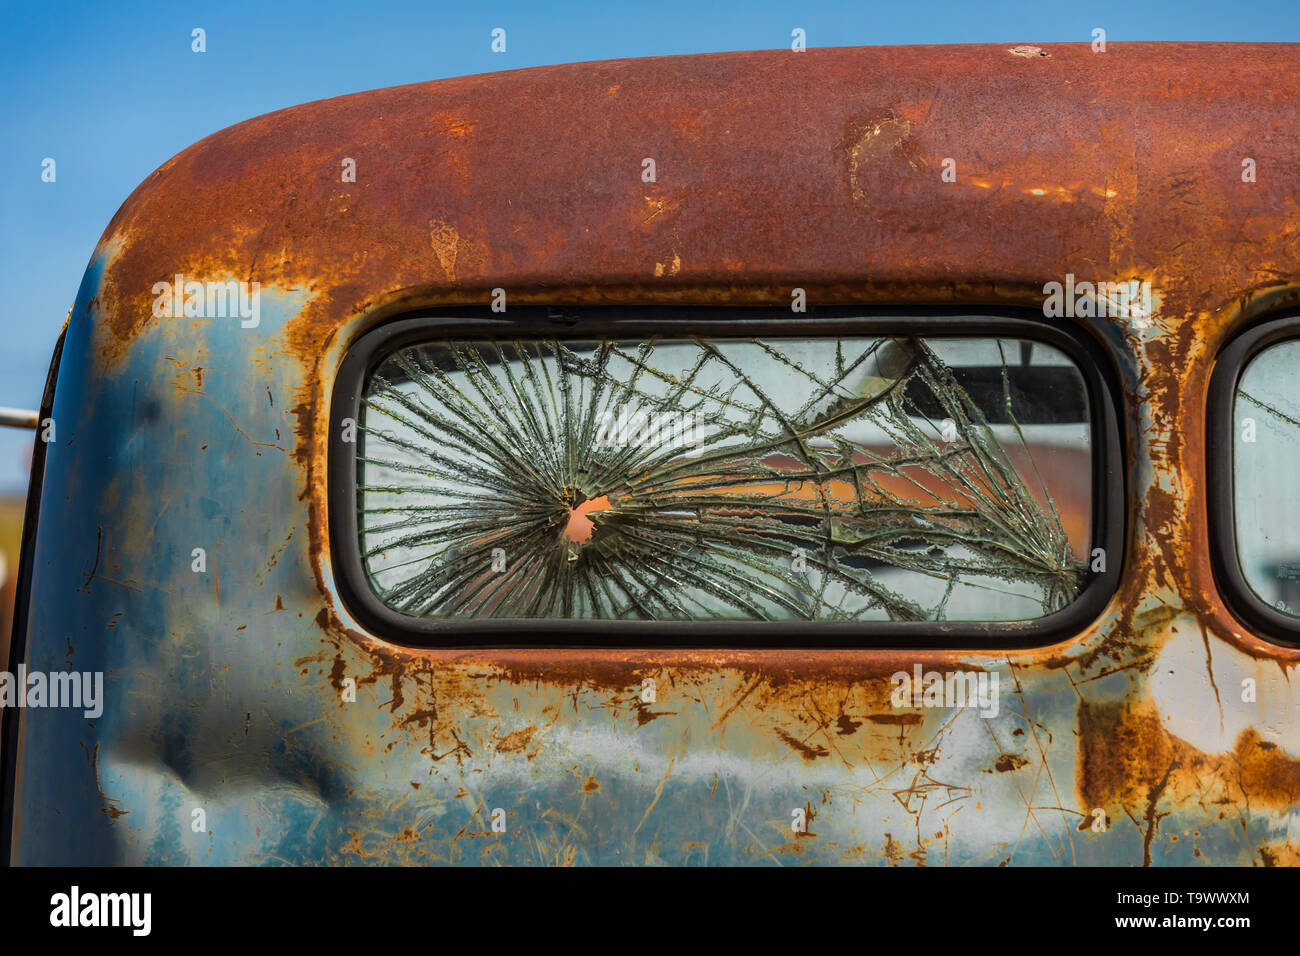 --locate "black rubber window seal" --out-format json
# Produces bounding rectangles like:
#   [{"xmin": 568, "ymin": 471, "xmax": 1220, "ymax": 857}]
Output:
[{"xmin": 328, "ymin": 306, "xmax": 1126, "ymax": 650}]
